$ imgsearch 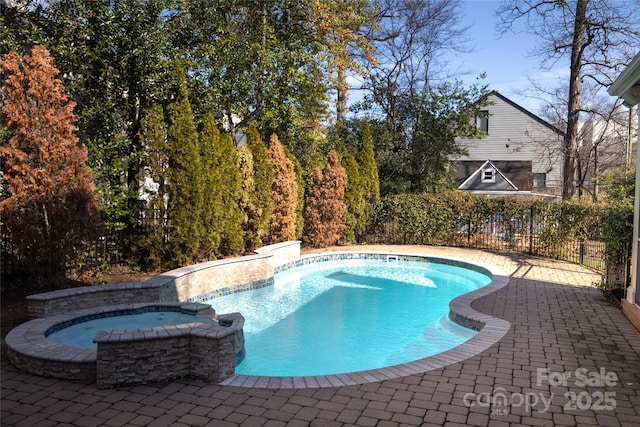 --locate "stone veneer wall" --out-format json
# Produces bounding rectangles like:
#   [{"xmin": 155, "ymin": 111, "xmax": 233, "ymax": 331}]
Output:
[
  {"xmin": 94, "ymin": 312, "xmax": 244, "ymax": 389},
  {"xmin": 5, "ymin": 339, "xmax": 96, "ymax": 383},
  {"xmin": 254, "ymin": 241, "xmax": 302, "ymax": 268},
  {"xmin": 27, "ymin": 241, "xmax": 302, "ymax": 318},
  {"xmin": 27, "ymin": 283, "xmax": 162, "ymax": 319}
]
